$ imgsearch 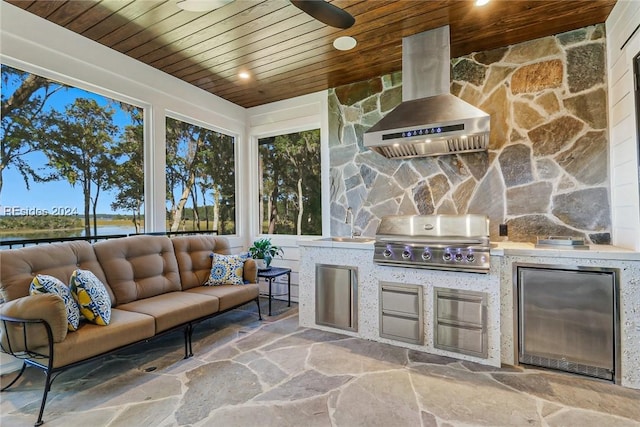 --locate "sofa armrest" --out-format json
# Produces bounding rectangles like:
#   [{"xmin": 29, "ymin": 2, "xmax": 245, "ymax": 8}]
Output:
[
  {"xmin": 0, "ymin": 294, "xmax": 68, "ymax": 354},
  {"xmin": 243, "ymin": 258, "xmax": 258, "ymax": 284}
]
